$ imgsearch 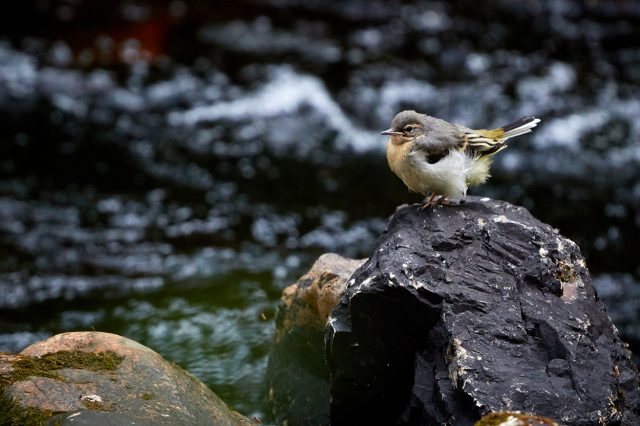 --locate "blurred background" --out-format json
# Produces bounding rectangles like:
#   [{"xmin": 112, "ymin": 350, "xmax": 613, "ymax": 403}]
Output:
[{"xmin": 0, "ymin": 0, "xmax": 639, "ymax": 419}]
